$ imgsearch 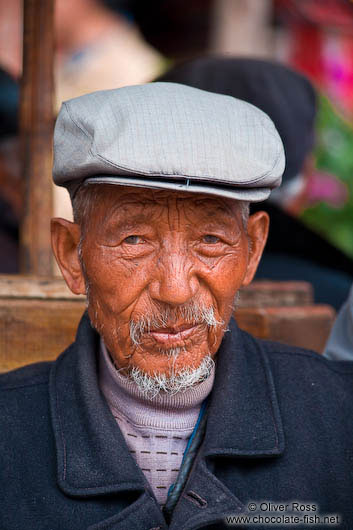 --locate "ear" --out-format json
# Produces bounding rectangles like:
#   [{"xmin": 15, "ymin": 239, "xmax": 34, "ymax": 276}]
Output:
[
  {"xmin": 51, "ymin": 218, "xmax": 86, "ymax": 295},
  {"xmin": 242, "ymin": 210, "xmax": 269, "ymax": 286}
]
